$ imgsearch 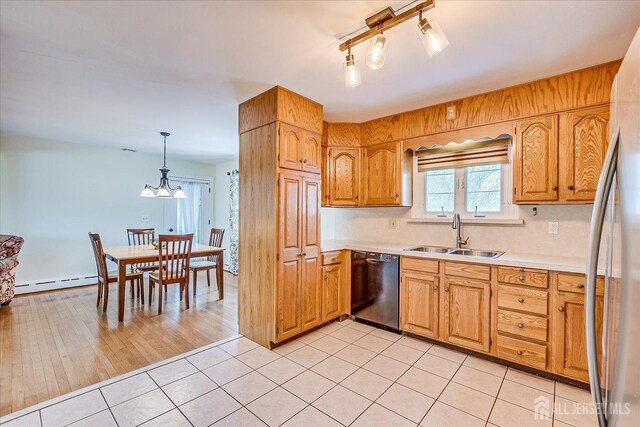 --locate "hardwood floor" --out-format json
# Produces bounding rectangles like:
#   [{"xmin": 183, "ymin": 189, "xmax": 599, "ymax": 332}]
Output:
[{"xmin": 0, "ymin": 271, "xmax": 239, "ymax": 416}]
